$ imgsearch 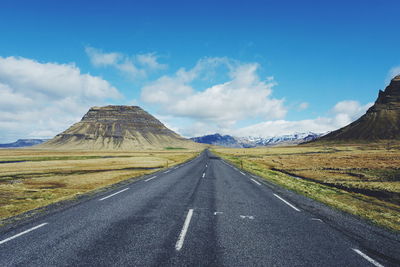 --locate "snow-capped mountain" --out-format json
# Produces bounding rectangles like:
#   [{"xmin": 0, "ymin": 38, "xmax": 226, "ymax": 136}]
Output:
[{"xmin": 190, "ymin": 132, "xmax": 324, "ymax": 148}]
